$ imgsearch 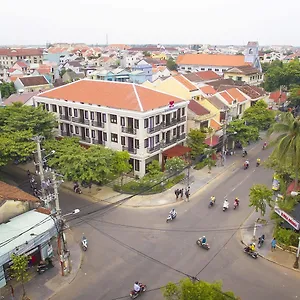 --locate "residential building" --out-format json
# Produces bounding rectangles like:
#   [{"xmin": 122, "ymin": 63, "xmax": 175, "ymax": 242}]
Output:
[
  {"xmin": 62, "ymin": 70, "xmax": 85, "ymax": 83},
  {"xmin": 177, "ymin": 42, "xmax": 262, "ymax": 75},
  {"xmin": 268, "ymin": 90, "xmax": 288, "ymax": 107},
  {"xmin": 224, "ymin": 65, "xmax": 263, "ymax": 86},
  {"xmin": 34, "ymin": 79, "xmax": 188, "ymax": 177},
  {"xmin": 2, "ymin": 91, "xmax": 38, "ymax": 106},
  {"xmin": 14, "ymin": 75, "xmax": 52, "ymax": 93},
  {"xmin": 132, "ymin": 60, "xmax": 152, "ymax": 82},
  {"xmin": 0, "ymin": 209, "xmax": 56, "ymax": 288},
  {"xmin": 259, "ymin": 51, "xmax": 285, "ymax": 63},
  {"xmin": 11, "ymin": 60, "xmax": 29, "ymax": 74},
  {"xmin": 120, "ymin": 51, "xmax": 144, "ymax": 68},
  {"xmin": 0, "ymin": 181, "xmax": 39, "ymax": 224},
  {"xmin": 0, "ymin": 48, "xmax": 43, "ymax": 68},
  {"xmin": 62, "ymin": 61, "xmax": 84, "ymax": 74},
  {"xmin": 152, "ymin": 67, "xmax": 171, "ymax": 82}
]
